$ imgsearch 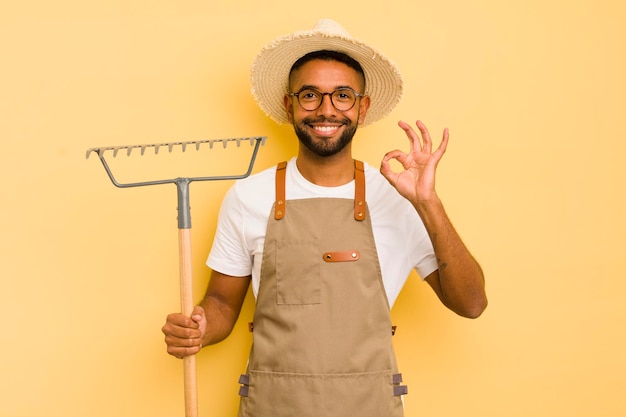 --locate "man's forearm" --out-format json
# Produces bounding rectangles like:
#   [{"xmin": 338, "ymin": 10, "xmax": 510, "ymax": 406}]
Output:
[
  {"xmin": 197, "ymin": 296, "xmax": 240, "ymax": 347},
  {"xmin": 415, "ymin": 197, "xmax": 487, "ymax": 318},
  {"xmin": 198, "ymin": 272, "xmax": 251, "ymax": 347}
]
